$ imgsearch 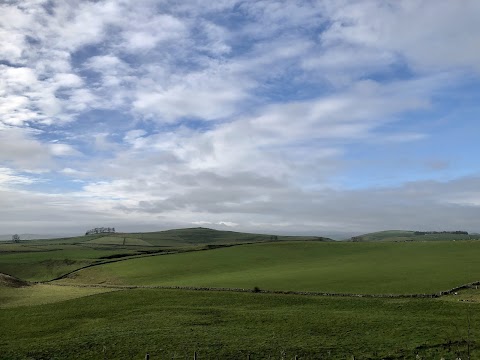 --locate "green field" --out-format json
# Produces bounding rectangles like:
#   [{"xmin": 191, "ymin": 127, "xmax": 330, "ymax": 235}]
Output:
[
  {"xmin": 1, "ymin": 287, "xmax": 480, "ymax": 359},
  {"xmin": 2, "ymin": 228, "xmax": 480, "ymax": 359},
  {"xmin": 60, "ymin": 241, "xmax": 480, "ymax": 295},
  {"xmin": 0, "ymin": 228, "xmax": 327, "ymax": 282},
  {"xmin": 0, "ymin": 283, "xmax": 117, "ymax": 308},
  {"xmin": 0, "ymin": 244, "xmax": 146, "ymax": 282},
  {"xmin": 86, "ymin": 236, "xmax": 155, "ymax": 246}
]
